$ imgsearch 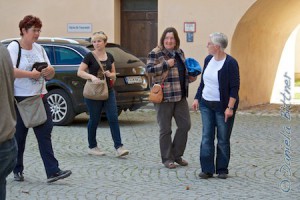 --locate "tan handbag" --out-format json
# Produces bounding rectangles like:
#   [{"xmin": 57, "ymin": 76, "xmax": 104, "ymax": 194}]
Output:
[
  {"xmin": 83, "ymin": 52, "xmax": 109, "ymax": 100},
  {"xmin": 83, "ymin": 79, "xmax": 108, "ymax": 100},
  {"xmin": 149, "ymin": 70, "xmax": 169, "ymax": 103},
  {"xmin": 149, "ymin": 84, "xmax": 163, "ymax": 103},
  {"xmin": 15, "ymin": 94, "xmax": 47, "ymax": 128}
]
